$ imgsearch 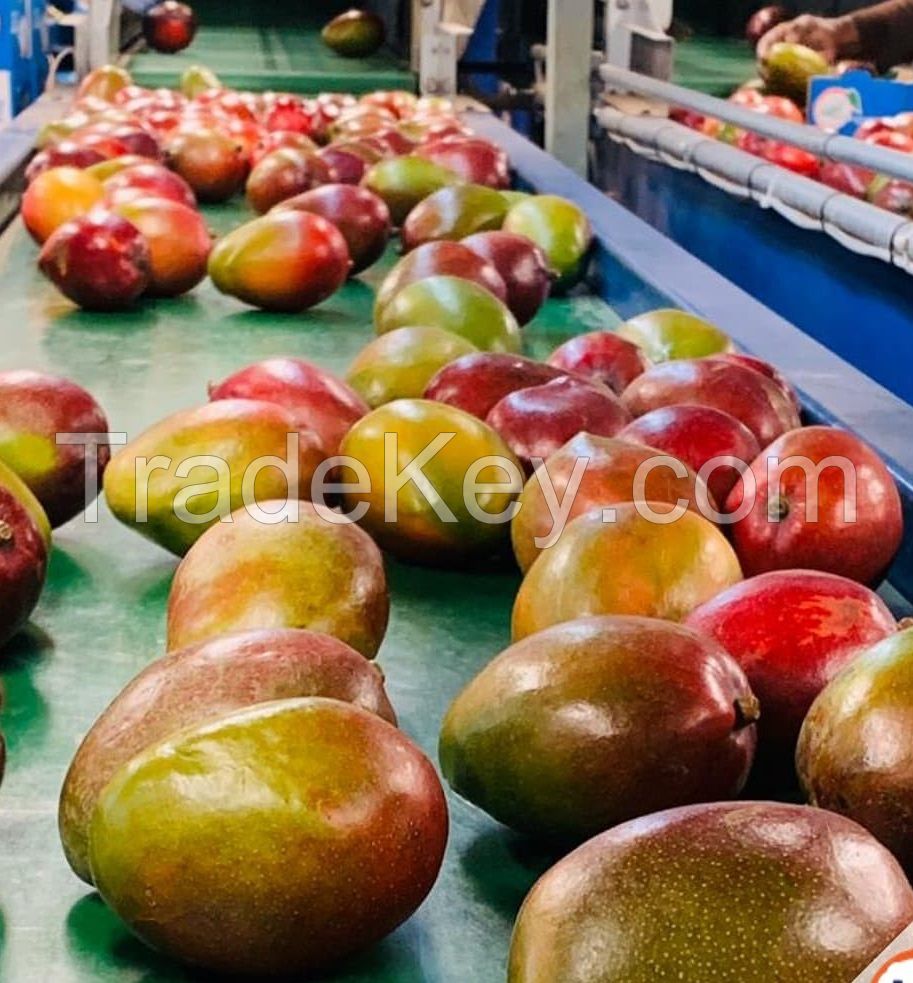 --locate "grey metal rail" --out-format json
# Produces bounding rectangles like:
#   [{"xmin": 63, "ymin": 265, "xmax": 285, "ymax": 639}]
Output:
[
  {"xmin": 599, "ymin": 64, "xmax": 913, "ymax": 184},
  {"xmin": 595, "ymin": 104, "xmax": 913, "ymax": 273}
]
